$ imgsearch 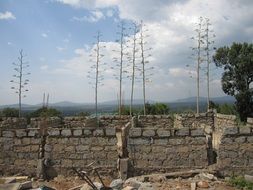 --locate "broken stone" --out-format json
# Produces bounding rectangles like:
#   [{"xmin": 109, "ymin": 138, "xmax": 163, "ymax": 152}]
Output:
[
  {"xmin": 124, "ymin": 178, "xmax": 142, "ymax": 189},
  {"xmin": 80, "ymin": 182, "xmax": 102, "ymax": 190},
  {"xmin": 122, "ymin": 186, "xmax": 136, "ymax": 190},
  {"xmin": 197, "ymin": 181, "xmax": 209, "ymax": 188},
  {"xmin": 199, "ymin": 173, "xmax": 216, "ymax": 181},
  {"xmin": 191, "ymin": 182, "xmax": 196, "ymax": 190},
  {"xmin": 110, "ymin": 179, "xmax": 123, "ymax": 190},
  {"xmin": 138, "ymin": 182, "xmax": 154, "ymax": 190},
  {"xmin": 245, "ymin": 175, "xmax": 253, "ymax": 183}
]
